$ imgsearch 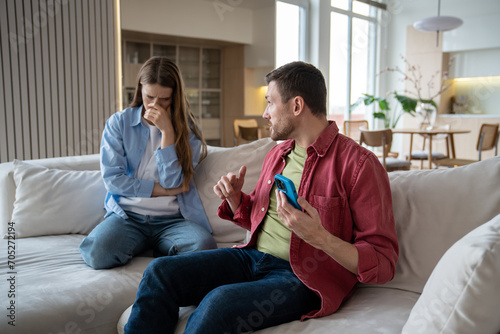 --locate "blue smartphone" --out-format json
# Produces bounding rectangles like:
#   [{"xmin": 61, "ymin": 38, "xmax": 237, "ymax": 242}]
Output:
[{"xmin": 275, "ymin": 174, "xmax": 302, "ymax": 210}]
